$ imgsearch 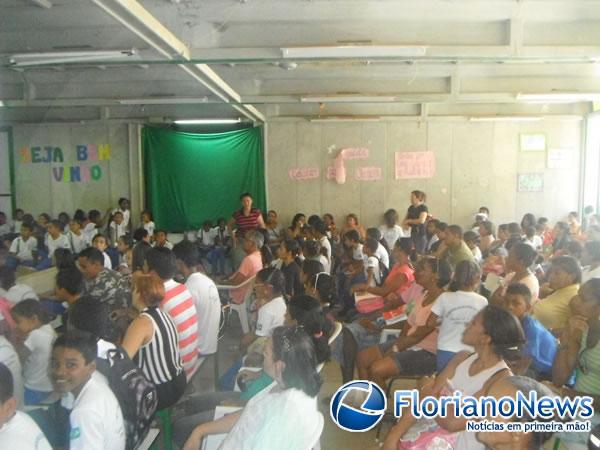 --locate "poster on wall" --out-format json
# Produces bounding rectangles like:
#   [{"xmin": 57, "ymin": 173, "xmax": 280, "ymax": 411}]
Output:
[
  {"xmin": 355, "ymin": 166, "xmax": 382, "ymax": 181},
  {"xmin": 520, "ymin": 133, "xmax": 546, "ymax": 152},
  {"xmin": 547, "ymin": 148, "xmax": 572, "ymax": 169},
  {"xmin": 288, "ymin": 167, "xmax": 320, "ymax": 181},
  {"xmin": 394, "ymin": 151, "xmax": 436, "ymax": 179},
  {"xmin": 19, "ymin": 143, "xmax": 111, "ymax": 183},
  {"xmin": 517, "ymin": 173, "xmax": 544, "ymax": 192}
]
